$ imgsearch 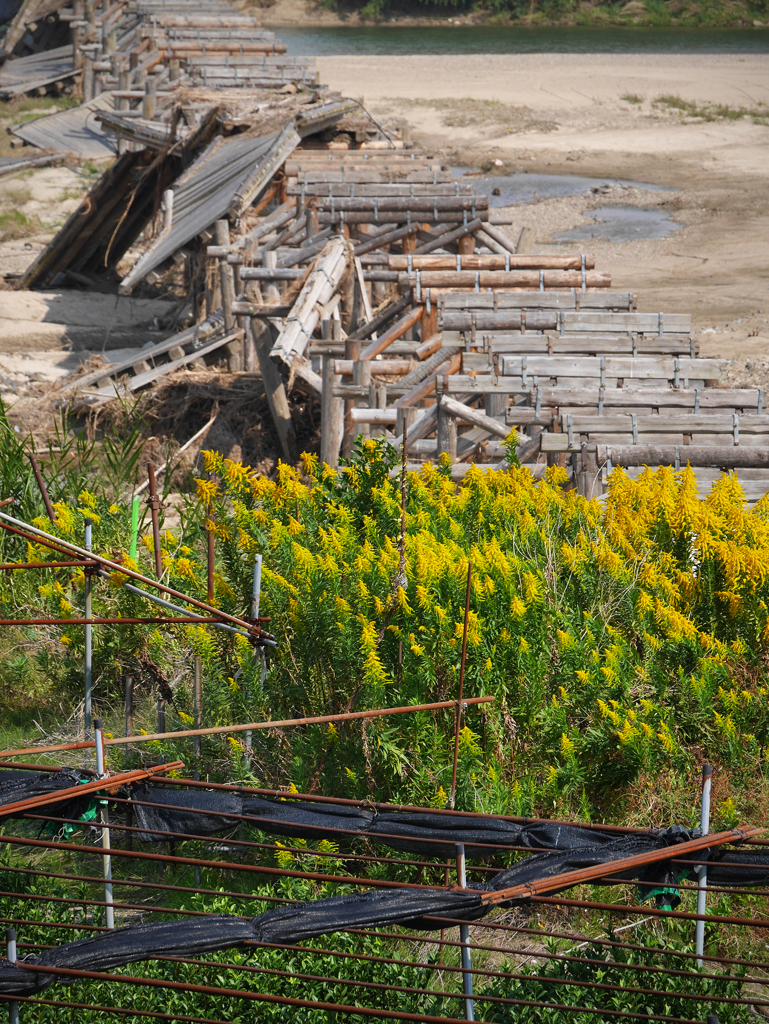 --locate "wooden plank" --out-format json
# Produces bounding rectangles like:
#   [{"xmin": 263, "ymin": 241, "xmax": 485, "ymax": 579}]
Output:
[
  {"xmin": 499, "ymin": 356, "xmax": 723, "ymax": 379},
  {"xmin": 393, "ymin": 353, "xmax": 462, "ymax": 409},
  {"xmin": 390, "ymin": 255, "xmax": 597, "ymax": 271},
  {"xmin": 596, "ymin": 444, "xmax": 769, "ymax": 469},
  {"xmin": 92, "ymin": 330, "xmax": 244, "ymax": 398},
  {"xmin": 293, "ymin": 171, "xmax": 454, "ymax": 184},
  {"xmin": 52, "ymin": 315, "xmax": 227, "ymax": 395},
  {"xmin": 287, "ymin": 183, "xmax": 473, "ymax": 198},
  {"xmin": 565, "ymin": 414, "xmax": 767, "ymax": 433},
  {"xmin": 269, "ymin": 237, "xmax": 348, "ymax": 368},
  {"xmin": 360, "ymin": 306, "xmax": 423, "ymax": 360},
  {"xmin": 439, "ymin": 396, "xmax": 510, "ymax": 439},
  {"xmin": 402, "ymin": 270, "xmax": 611, "ymax": 290},
  {"xmin": 562, "ymin": 311, "xmax": 692, "ymax": 334},
  {"xmin": 446, "ymin": 375, "xmax": 528, "ymax": 395},
  {"xmin": 439, "ymin": 291, "xmax": 633, "ymax": 310},
  {"xmin": 531, "ymin": 387, "xmax": 763, "ymax": 411}
]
